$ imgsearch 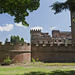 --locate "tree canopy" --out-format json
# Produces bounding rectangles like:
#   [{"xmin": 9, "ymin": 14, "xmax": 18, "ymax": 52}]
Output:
[
  {"xmin": 0, "ymin": 0, "xmax": 40, "ymax": 26},
  {"xmin": 10, "ymin": 35, "xmax": 24, "ymax": 45},
  {"xmin": 51, "ymin": 0, "xmax": 75, "ymax": 14}
]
